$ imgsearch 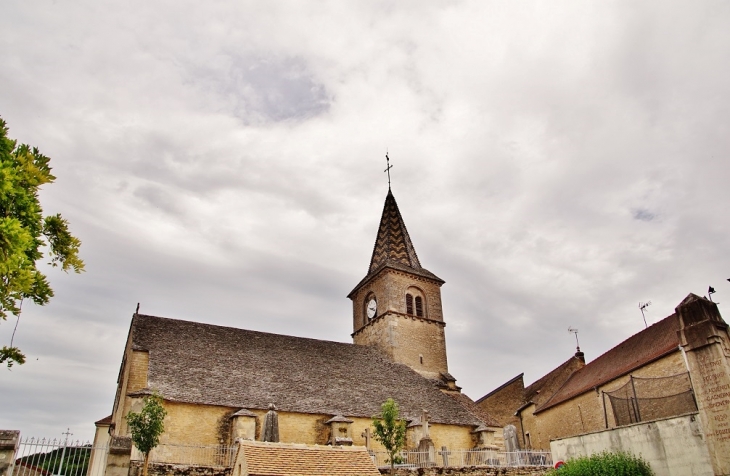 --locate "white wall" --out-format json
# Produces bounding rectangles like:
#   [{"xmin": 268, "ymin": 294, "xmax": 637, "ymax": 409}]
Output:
[{"xmin": 550, "ymin": 413, "xmax": 713, "ymax": 476}]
